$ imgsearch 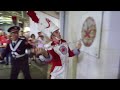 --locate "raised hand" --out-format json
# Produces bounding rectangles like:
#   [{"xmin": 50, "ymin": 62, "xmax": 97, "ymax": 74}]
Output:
[{"xmin": 76, "ymin": 40, "xmax": 82, "ymax": 49}]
